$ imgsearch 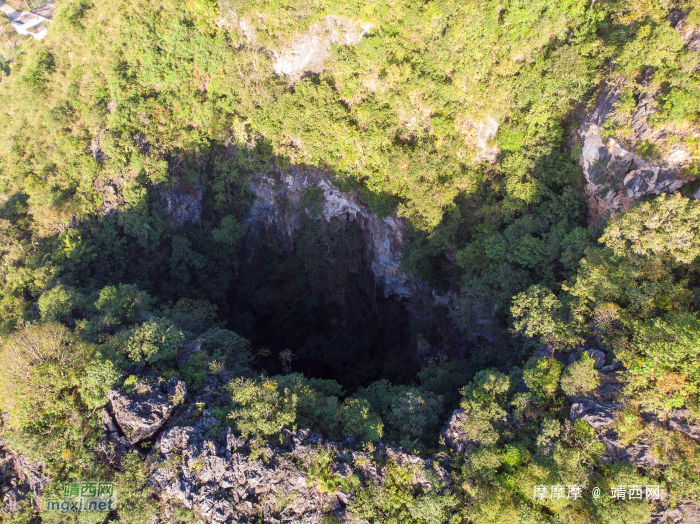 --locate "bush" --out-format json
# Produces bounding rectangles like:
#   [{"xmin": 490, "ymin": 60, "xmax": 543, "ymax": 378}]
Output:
[
  {"xmin": 0, "ymin": 323, "xmax": 91, "ymax": 430},
  {"xmin": 560, "ymin": 353, "xmax": 600, "ymax": 397},
  {"xmin": 337, "ymin": 398, "xmax": 383, "ymax": 442},
  {"xmin": 523, "ymin": 357, "xmax": 563, "ymax": 400},
  {"xmin": 227, "ymin": 377, "xmax": 296, "ymax": 440},
  {"xmin": 112, "ymin": 318, "xmax": 184, "ymax": 364}
]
